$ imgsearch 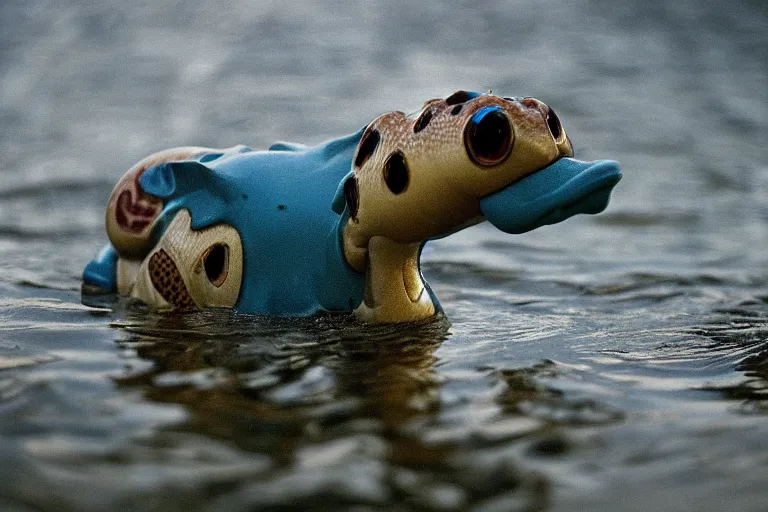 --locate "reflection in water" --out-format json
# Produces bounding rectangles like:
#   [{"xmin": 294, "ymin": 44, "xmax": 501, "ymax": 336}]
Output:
[
  {"xmin": 109, "ymin": 310, "xmax": 485, "ymax": 507},
  {"xmin": 107, "ymin": 310, "xmax": 577, "ymax": 508}
]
